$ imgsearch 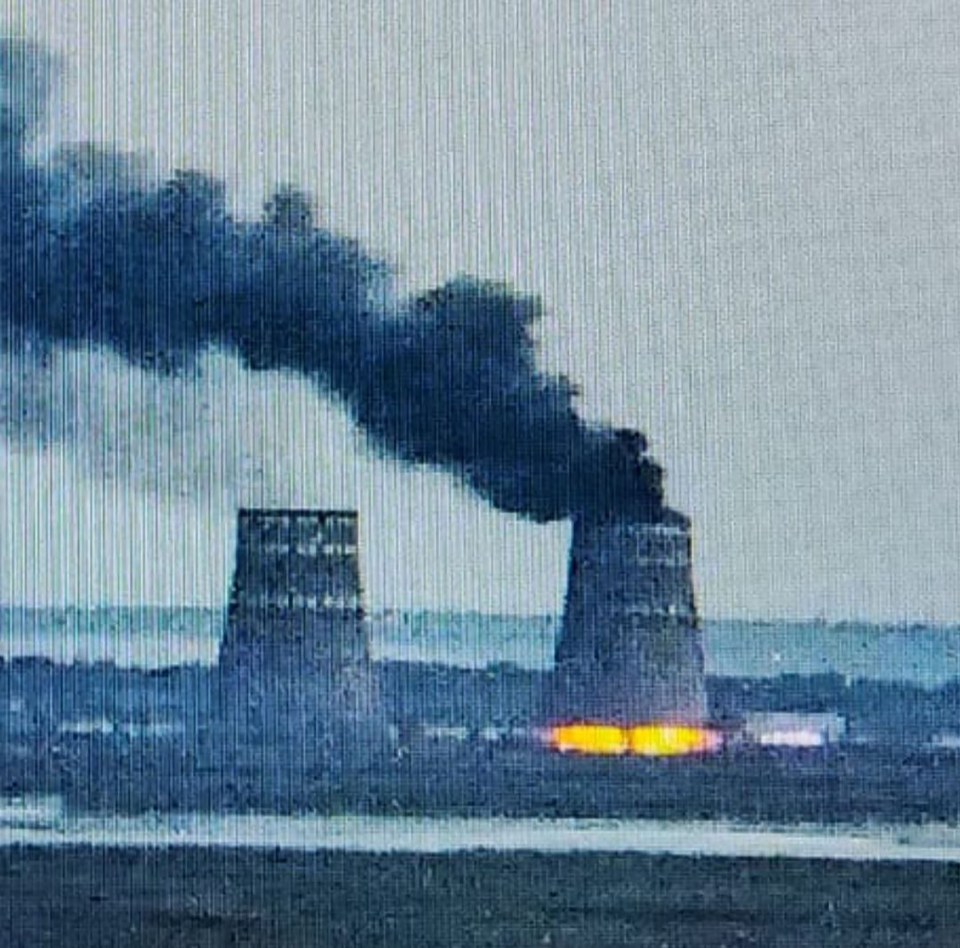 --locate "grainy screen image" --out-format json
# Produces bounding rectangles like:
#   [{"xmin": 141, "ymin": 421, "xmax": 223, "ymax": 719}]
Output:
[{"xmin": 2, "ymin": 4, "xmax": 960, "ymax": 946}]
